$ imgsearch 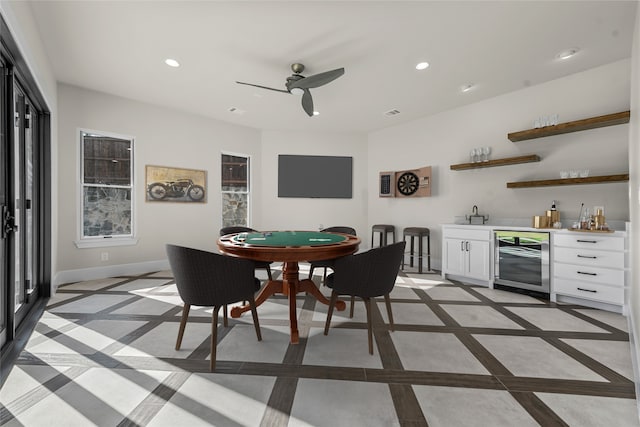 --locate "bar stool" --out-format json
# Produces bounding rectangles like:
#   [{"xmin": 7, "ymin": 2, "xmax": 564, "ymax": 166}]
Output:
[
  {"xmin": 402, "ymin": 227, "xmax": 431, "ymax": 273},
  {"xmin": 371, "ymin": 224, "xmax": 396, "ymax": 247}
]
